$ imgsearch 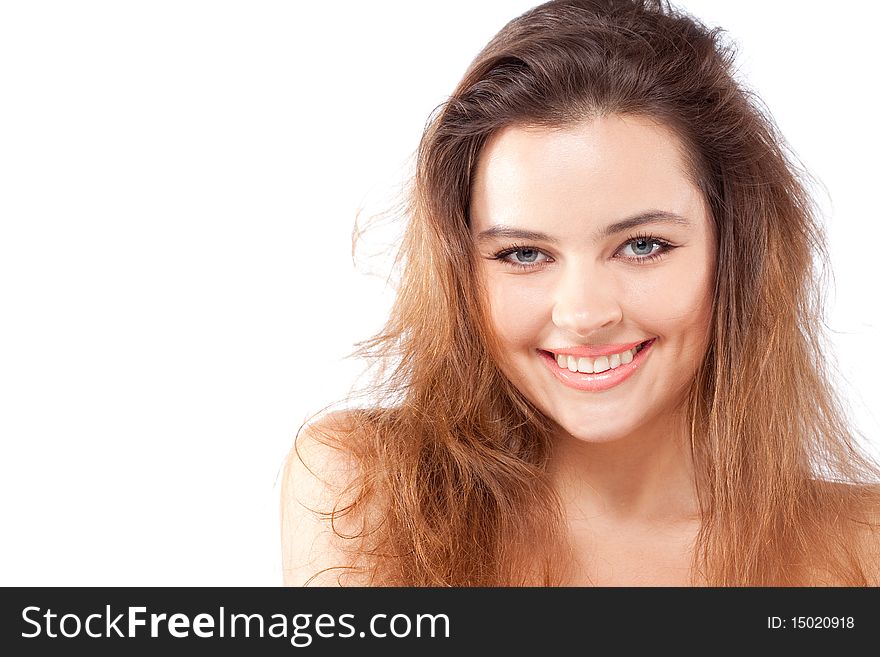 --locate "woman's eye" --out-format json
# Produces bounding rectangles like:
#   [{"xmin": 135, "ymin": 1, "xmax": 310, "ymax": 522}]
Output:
[
  {"xmin": 492, "ymin": 246, "xmax": 551, "ymax": 268},
  {"xmin": 508, "ymin": 247, "xmax": 543, "ymax": 264},
  {"xmin": 620, "ymin": 237, "xmax": 663, "ymax": 258}
]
